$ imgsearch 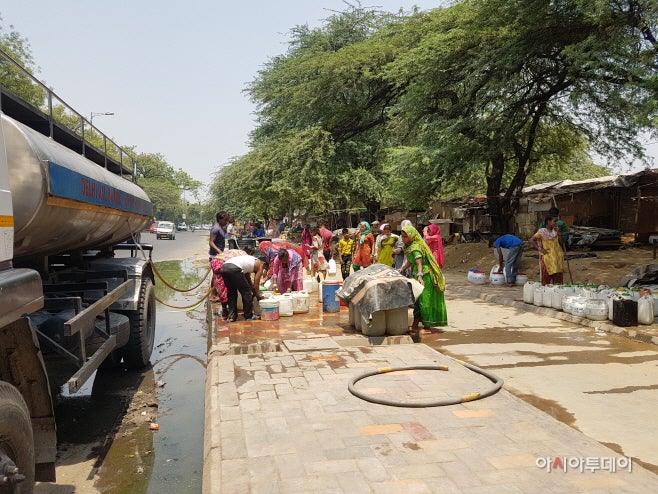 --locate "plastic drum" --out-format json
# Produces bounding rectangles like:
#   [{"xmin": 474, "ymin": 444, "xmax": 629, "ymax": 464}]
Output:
[{"xmin": 322, "ymin": 280, "xmax": 342, "ymax": 312}]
